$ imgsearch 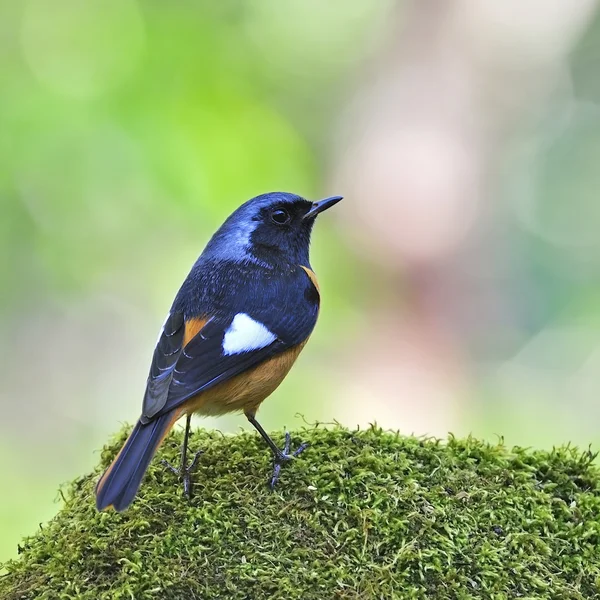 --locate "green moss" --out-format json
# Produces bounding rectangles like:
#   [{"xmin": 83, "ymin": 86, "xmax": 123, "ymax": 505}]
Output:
[{"xmin": 1, "ymin": 426, "xmax": 600, "ymax": 599}]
